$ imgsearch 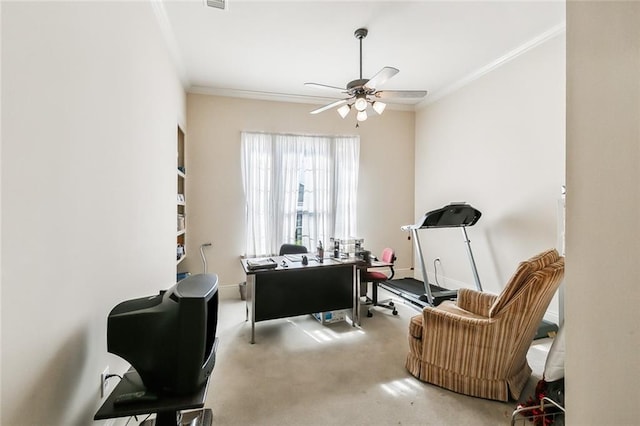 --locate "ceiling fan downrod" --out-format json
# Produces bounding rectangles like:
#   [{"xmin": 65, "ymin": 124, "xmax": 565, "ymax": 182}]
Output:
[{"xmin": 354, "ymin": 28, "xmax": 368, "ymax": 80}]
